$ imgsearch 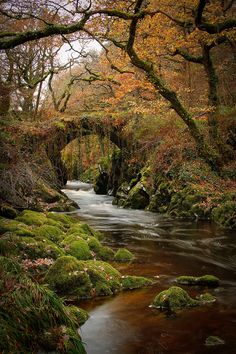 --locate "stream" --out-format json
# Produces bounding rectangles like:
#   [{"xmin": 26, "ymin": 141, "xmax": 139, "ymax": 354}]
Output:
[{"xmin": 63, "ymin": 181, "xmax": 236, "ymax": 354}]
